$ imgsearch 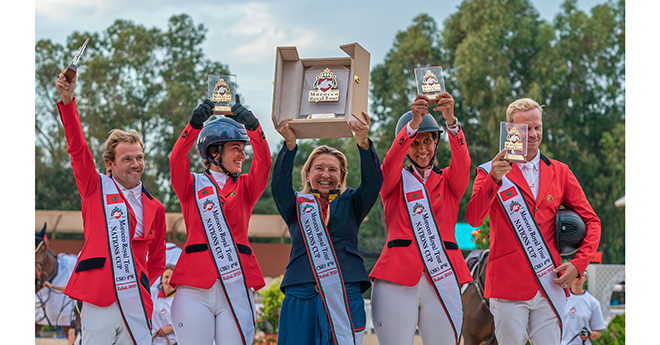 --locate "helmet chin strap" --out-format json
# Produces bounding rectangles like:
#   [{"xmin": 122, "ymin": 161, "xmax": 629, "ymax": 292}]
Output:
[
  {"xmin": 208, "ymin": 158, "xmax": 239, "ymax": 182},
  {"xmin": 405, "ymin": 153, "xmax": 435, "ymax": 171}
]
